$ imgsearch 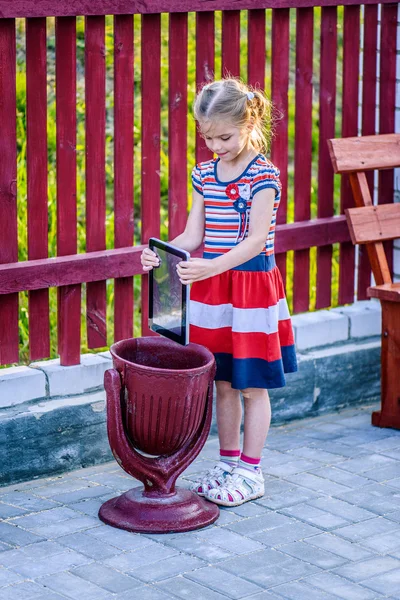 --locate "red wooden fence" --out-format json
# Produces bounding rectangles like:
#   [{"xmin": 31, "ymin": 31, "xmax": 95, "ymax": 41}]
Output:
[{"xmin": 0, "ymin": 0, "xmax": 398, "ymax": 366}]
